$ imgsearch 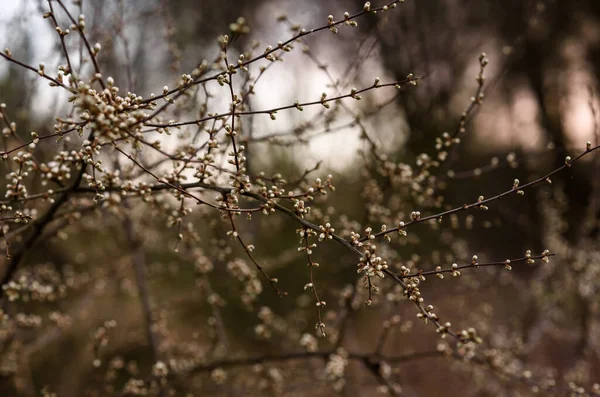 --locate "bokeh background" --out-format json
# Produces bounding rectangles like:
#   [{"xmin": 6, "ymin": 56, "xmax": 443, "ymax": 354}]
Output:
[{"xmin": 0, "ymin": 0, "xmax": 599, "ymax": 396}]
